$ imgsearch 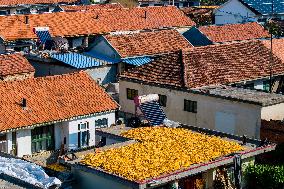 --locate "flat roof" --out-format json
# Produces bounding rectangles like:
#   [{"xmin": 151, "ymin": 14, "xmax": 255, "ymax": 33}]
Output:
[
  {"xmin": 195, "ymin": 85, "xmax": 284, "ymax": 106},
  {"xmin": 66, "ymin": 125, "xmax": 276, "ymax": 189}
]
